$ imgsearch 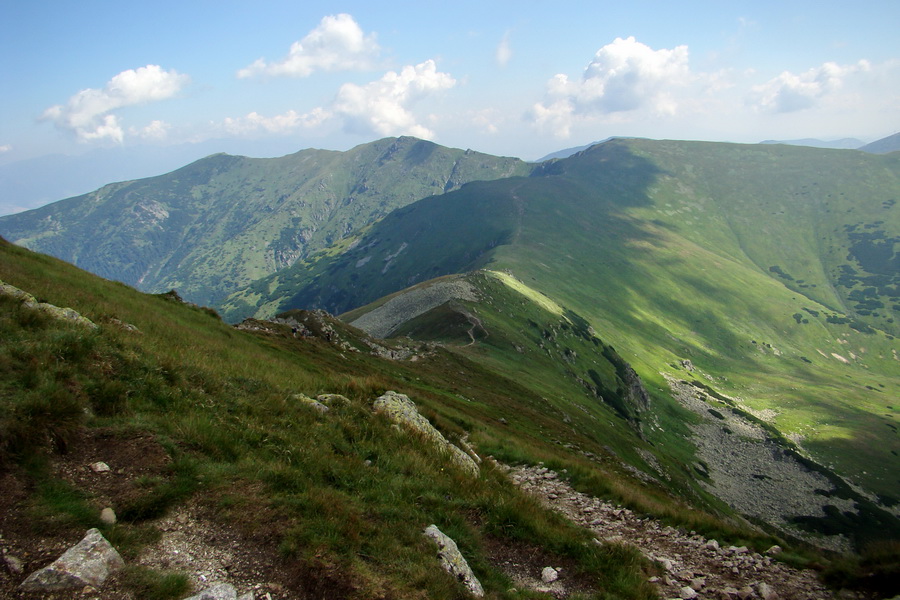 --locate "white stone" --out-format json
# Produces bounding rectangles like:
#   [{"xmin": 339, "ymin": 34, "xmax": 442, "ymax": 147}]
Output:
[
  {"xmin": 90, "ymin": 462, "xmax": 110, "ymax": 473},
  {"xmin": 541, "ymin": 566, "xmax": 559, "ymax": 583},
  {"xmin": 423, "ymin": 525, "xmax": 484, "ymax": 597},
  {"xmin": 100, "ymin": 507, "xmax": 117, "ymax": 525}
]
